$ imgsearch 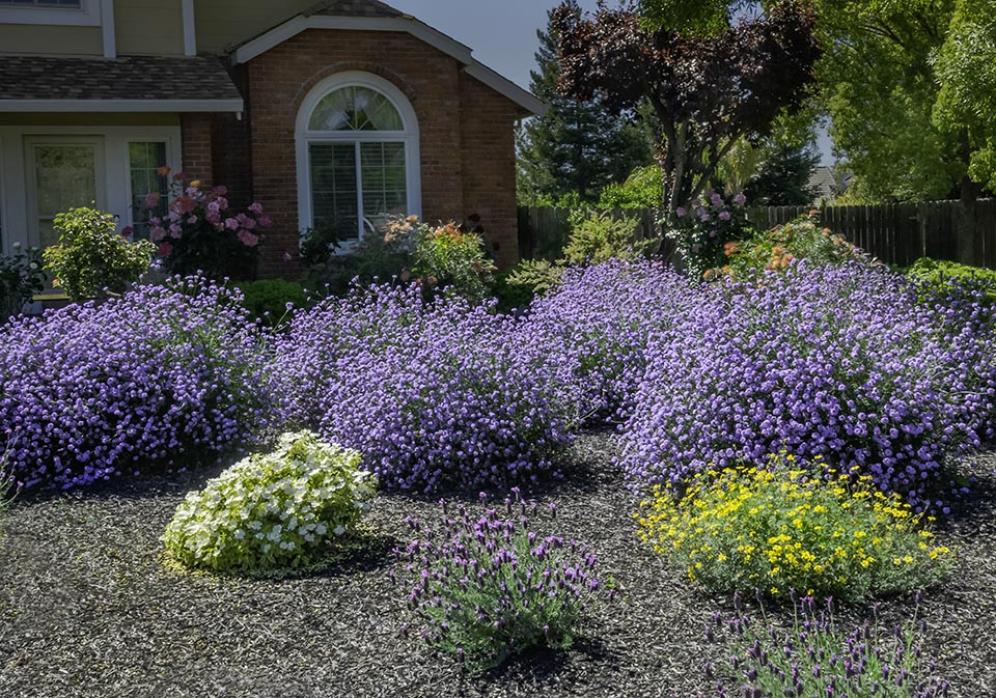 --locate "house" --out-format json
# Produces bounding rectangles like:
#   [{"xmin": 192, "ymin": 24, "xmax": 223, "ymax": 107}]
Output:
[{"xmin": 0, "ymin": 0, "xmax": 545, "ymax": 276}]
